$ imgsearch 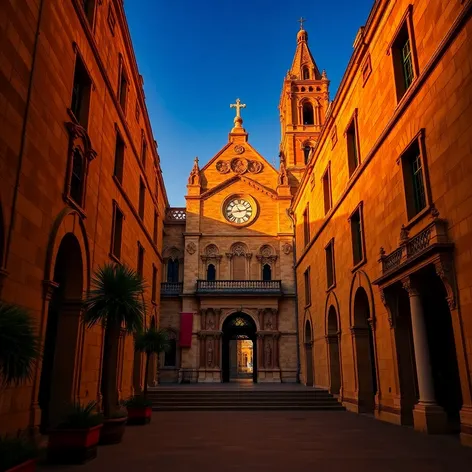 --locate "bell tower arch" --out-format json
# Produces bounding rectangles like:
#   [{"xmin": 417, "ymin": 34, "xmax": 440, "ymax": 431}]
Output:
[{"xmin": 279, "ymin": 22, "xmax": 330, "ymax": 188}]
